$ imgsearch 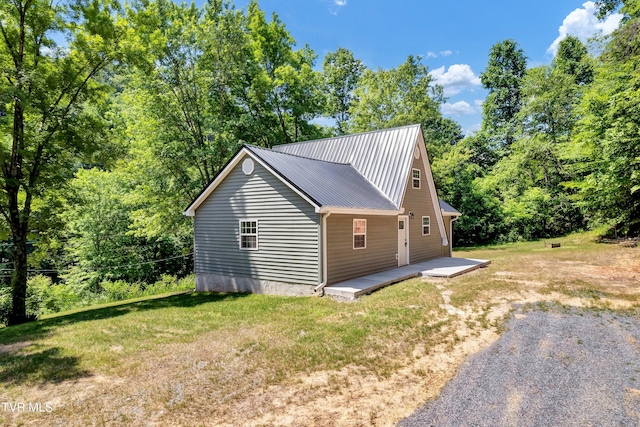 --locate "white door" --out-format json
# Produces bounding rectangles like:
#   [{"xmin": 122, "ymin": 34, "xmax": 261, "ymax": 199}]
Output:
[{"xmin": 398, "ymin": 216, "xmax": 409, "ymax": 266}]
